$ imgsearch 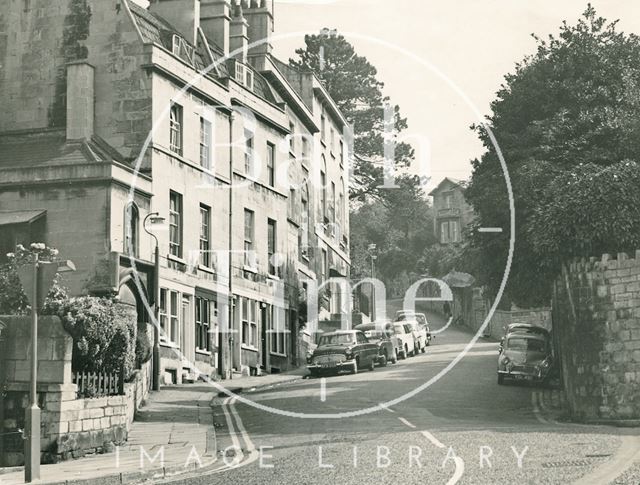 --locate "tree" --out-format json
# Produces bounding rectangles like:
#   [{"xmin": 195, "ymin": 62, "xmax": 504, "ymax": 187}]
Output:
[
  {"xmin": 290, "ymin": 31, "xmax": 415, "ymax": 201},
  {"xmin": 466, "ymin": 5, "xmax": 640, "ymax": 306}
]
